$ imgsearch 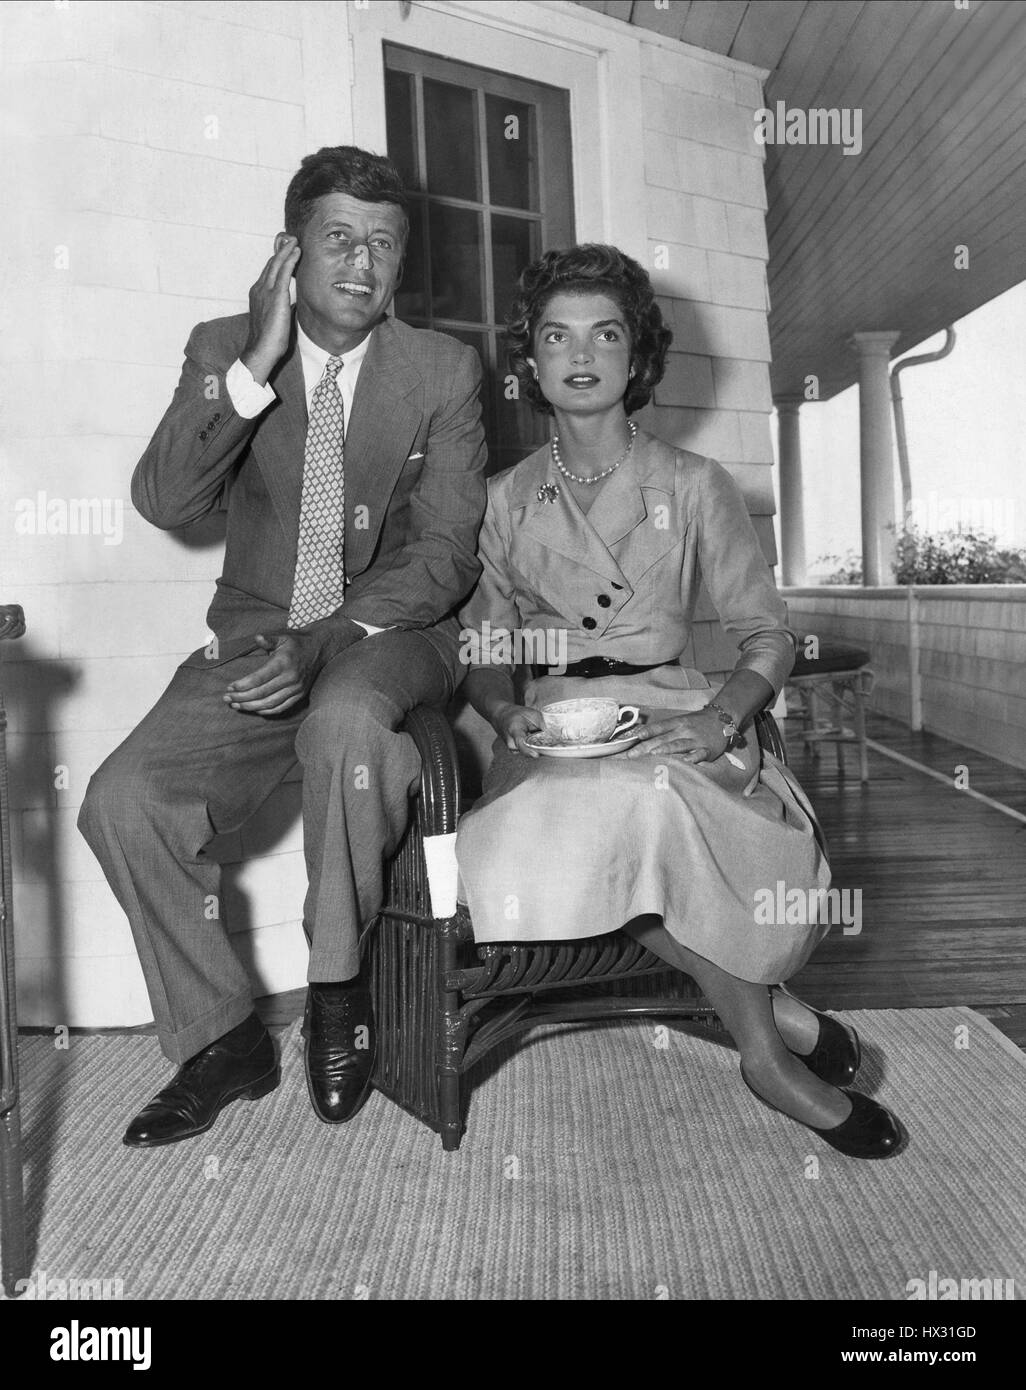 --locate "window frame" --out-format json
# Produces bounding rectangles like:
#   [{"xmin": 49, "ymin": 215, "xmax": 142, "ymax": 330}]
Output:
[{"xmin": 384, "ymin": 44, "xmax": 576, "ymax": 472}]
